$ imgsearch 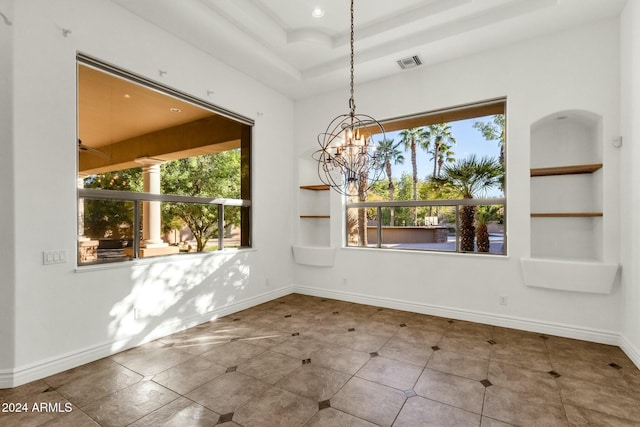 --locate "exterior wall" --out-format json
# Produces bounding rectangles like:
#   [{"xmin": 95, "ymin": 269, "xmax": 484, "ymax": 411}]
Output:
[
  {"xmin": 3, "ymin": 0, "xmax": 294, "ymax": 387},
  {"xmin": 294, "ymin": 18, "xmax": 625, "ymax": 348},
  {"xmin": 619, "ymin": 0, "xmax": 640, "ymax": 365}
]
